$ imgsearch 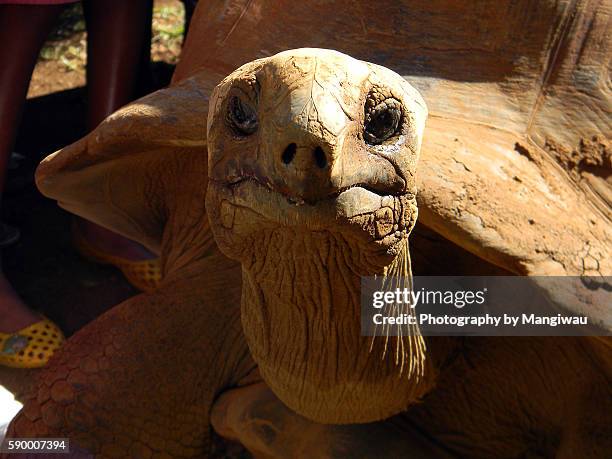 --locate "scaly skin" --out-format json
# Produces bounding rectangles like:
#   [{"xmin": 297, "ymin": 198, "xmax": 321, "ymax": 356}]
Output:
[
  {"xmin": 5, "ymin": 48, "xmax": 610, "ymax": 458},
  {"xmin": 8, "ymin": 144, "xmax": 255, "ymax": 457},
  {"xmin": 8, "ymin": 251, "xmax": 253, "ymax": 457}
]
